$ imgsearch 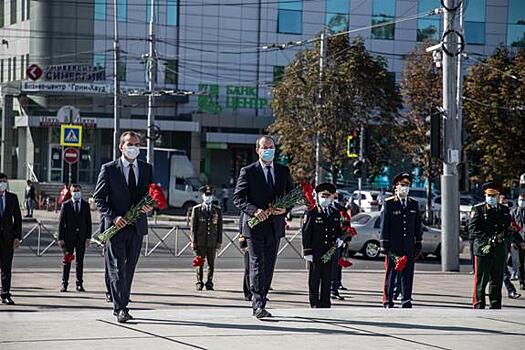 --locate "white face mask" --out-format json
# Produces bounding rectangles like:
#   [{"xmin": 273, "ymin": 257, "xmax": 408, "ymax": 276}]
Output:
[
  {"xmin": 0, "ymin": 182, "xmax": 7, "ymax": 192},
  {"xmin": 72, "ymin": 191, "xmax": 82, "ymax": 201},
  {"xmin": 397, "ymin": 185, "xmax": 410, "ymax": 198},
  {"xmin": 123, "ymin": 145, "xmax": 140, "ymax": 160},
  {"xmin": 518, "ymin": 199, "xmax": 525, "ymax": 208},
  {"xmin": 203, "ymin": 195, "xmax": 213, "ymax": 204}
]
